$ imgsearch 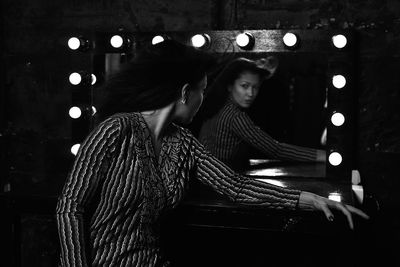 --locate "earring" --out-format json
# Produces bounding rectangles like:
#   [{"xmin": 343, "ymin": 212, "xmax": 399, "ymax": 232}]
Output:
[{"xmin": 181, "ymin": 98, "xmax": 186, "ymax": 104}]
